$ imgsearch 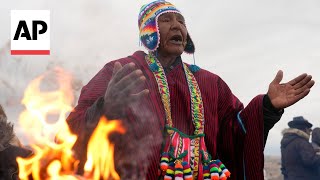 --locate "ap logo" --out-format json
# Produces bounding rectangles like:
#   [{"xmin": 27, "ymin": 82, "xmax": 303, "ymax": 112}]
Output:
[{"xmin": 11, "ymin": 10, "xmax": 50, "ymax": 55}]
